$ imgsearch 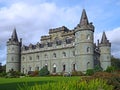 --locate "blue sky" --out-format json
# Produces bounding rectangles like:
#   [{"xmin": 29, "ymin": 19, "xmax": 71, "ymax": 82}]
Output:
[{"xmin": 0, "ymin": 0, "xmax": 120, "ymax": 65}]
